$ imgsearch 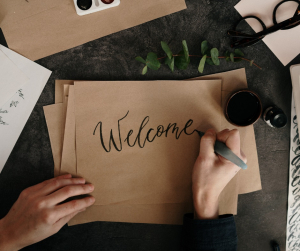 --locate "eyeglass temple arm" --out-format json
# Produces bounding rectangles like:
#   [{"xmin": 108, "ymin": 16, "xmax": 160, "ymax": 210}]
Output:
[
  {"xmin": 227, "ymin": 30, "xmax": 259, "ymax": 38},
  {"xmin": 231, "ymin": 37, "xmax": 263, "ymax": 48}
]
